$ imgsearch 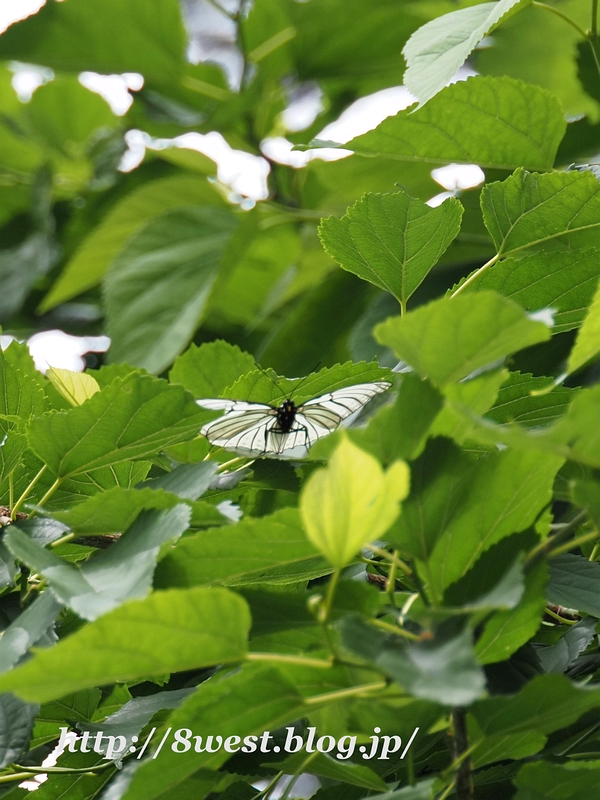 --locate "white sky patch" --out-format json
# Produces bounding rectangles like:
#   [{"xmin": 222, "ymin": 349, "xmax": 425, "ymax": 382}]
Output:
[
  {"xmin": 79, "ymin": 72, "xmax": 144, "ymax": 116},
  {"xmin": 260, "ymin": 136, "xmax": 348, "ymax": 168},
  {"xmin": 0, "ymin": 0, "xmax": 45, "ymax": 34},
  {"xmin": 426, "ymin": 191, "xmax": 455, "ymax": 208},
  {"xmin": 528, "ymin": 308, "xmax": 557, "ymax": 327},
  {"xmin": 281, "ymin": 83, "xmax": 323, "ymax": 132},
  {"xmin": 27, "ymin": 331, "xmax": 110, "ymax": 373},
  {"xmin": 431, "ymin": 163, "xmax": 485, "ymax": 191},
  {"xmin": 318, "ymin": 85, "xmax": 416, "ymax": 144}
]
